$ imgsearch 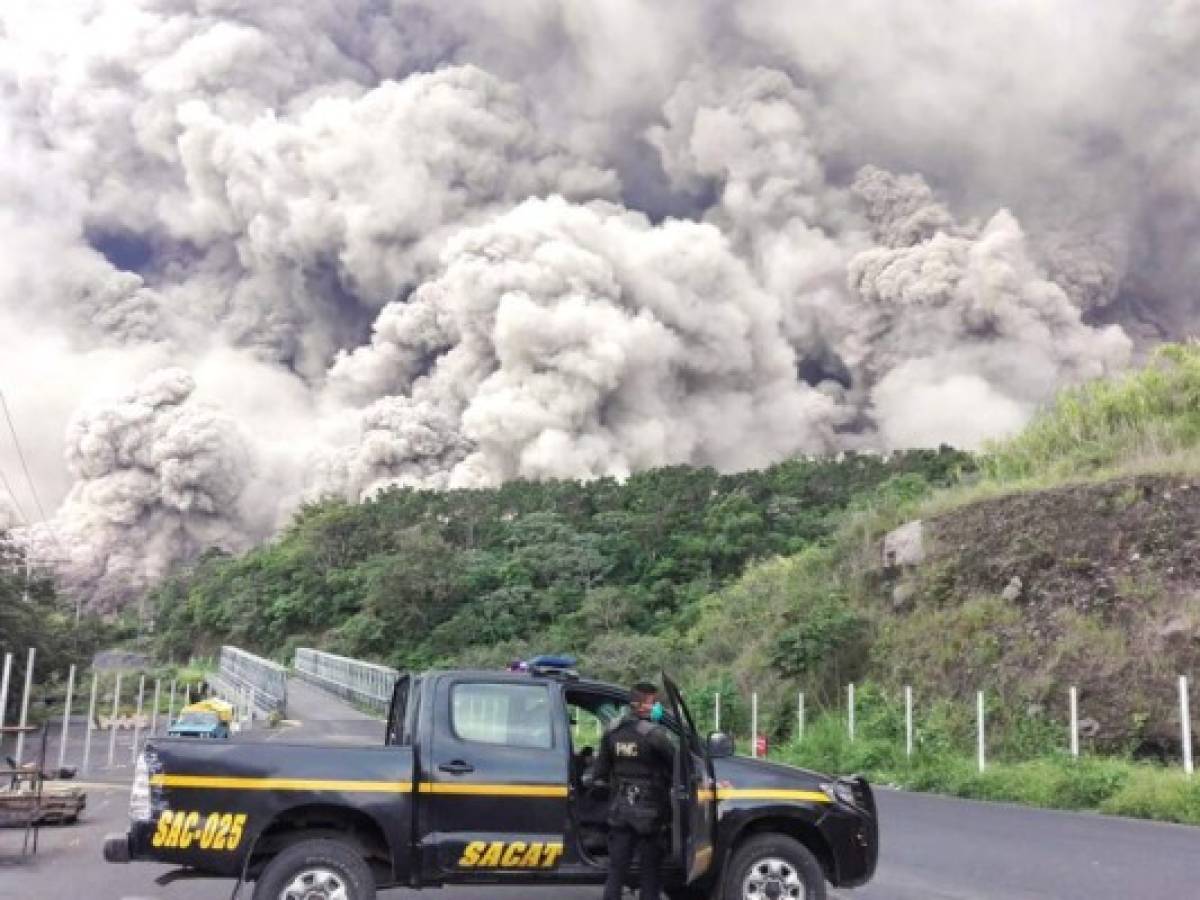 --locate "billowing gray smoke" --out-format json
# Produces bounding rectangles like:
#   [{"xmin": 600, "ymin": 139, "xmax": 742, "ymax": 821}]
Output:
[
  {"xmin": 21, "ymin": 369, "xmax": 251, "ymax": 611},
  {"xmin": 1, "ymin": 0, "xmax": 1194, "ymax": 608},
  {"xmin": 321, "ymin": 195, "xmax": 843, "ymax": 496}
]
